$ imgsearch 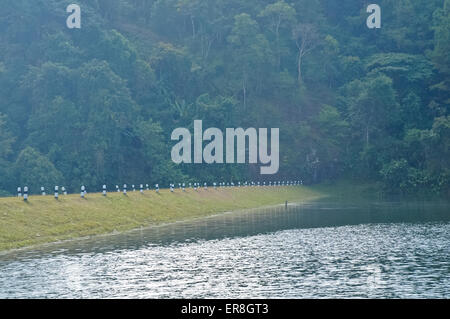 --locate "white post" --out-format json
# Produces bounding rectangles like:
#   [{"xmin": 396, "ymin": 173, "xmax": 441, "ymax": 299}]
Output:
[
  {"xmin": 170, "ymin": 184, "xmax": 174, "ymax": 192},
  {"xmin": 146, "ymin": 184, "xmax": 149, "ymax": 191},
  {"xmin": 132, "ymin": 184, "xmax": 135, "ymax": 192},
  {"xmin": 41, "ymin": 186, "xmax": 46, "ymax": 196},
  {"xmin": 62, "ymin": 186, "xmax": 67, "ymax": 195},
  {"xmin": 182, "ymin": 183, "xmax": 185, "ymax": 192},
  {"xmin": 23, "ymin": 186, "xmax": 28, "ymax": 201},
  {"xmin": 155, "ymin": 184, "xmax": 159, "ymax": 193},
  {"xmin": 204, "ymin": 182, "xmax": 207, "ymax": 190},
  {"xmin": 140, "ymin": 184, "xmax": 144, "ymax": 194},
  {"xmin": 54, "ymin": 186, "xmax": 59, "ymax": 199},
  {"xmin": 81, "ymin": 186, "xmax": 85, "ymax": 198},
  {"xmin": 17, "ymin": 187, "xmax": 22, "ymax": 198},
  {"xmin": 116, "ymin": 185, "xmax": 120, "ymax": 192},
  {"xmin": 103, "ymin": 184, "xmax": 107, "ymax": 196},
  {"xmin": 123, "ymin": 184, "xmax": 127, "ymax": 195}
]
